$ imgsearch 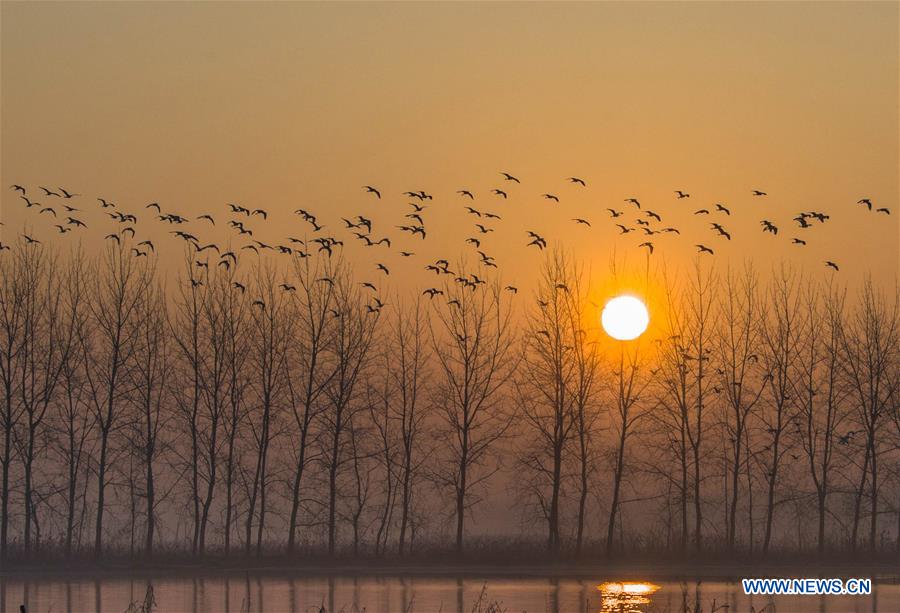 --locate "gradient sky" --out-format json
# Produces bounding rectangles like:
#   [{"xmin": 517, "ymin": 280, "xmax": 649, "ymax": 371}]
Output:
[{"xmin": 2, "ymin": 1, "xmax": 898, "ymax": 299}]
